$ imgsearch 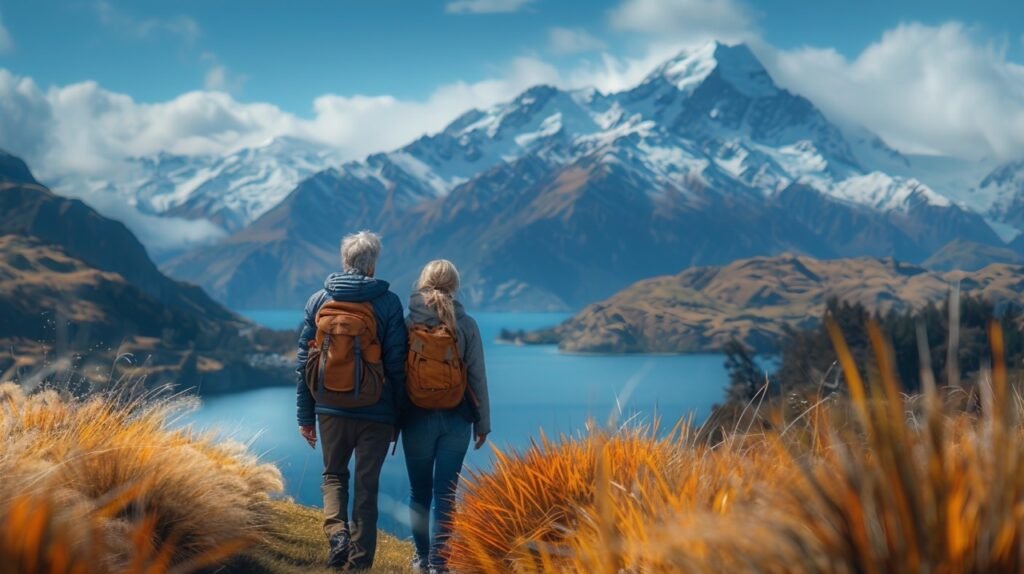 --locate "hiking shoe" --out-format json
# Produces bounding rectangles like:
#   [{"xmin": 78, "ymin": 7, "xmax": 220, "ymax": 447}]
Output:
[
  {"xmin": 326, "ymin": 531, "xmax": 351, "ymax": 569},
  {"xmin": 411, "ymin": 555, "xmax": 429, "ymax": 572}
]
